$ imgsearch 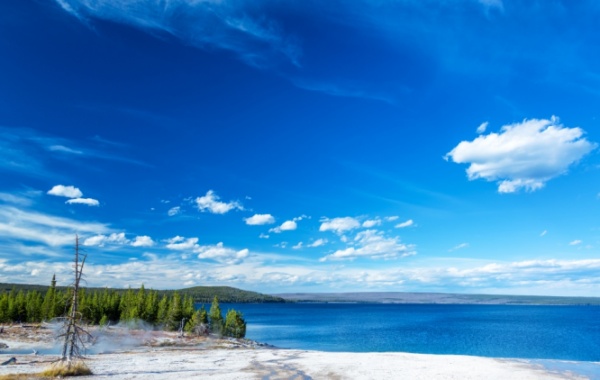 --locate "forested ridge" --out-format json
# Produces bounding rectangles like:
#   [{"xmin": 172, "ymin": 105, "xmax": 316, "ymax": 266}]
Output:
[{"xmin": 0, "ymin": 282, "xmax": 285, "ymax": 304}]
